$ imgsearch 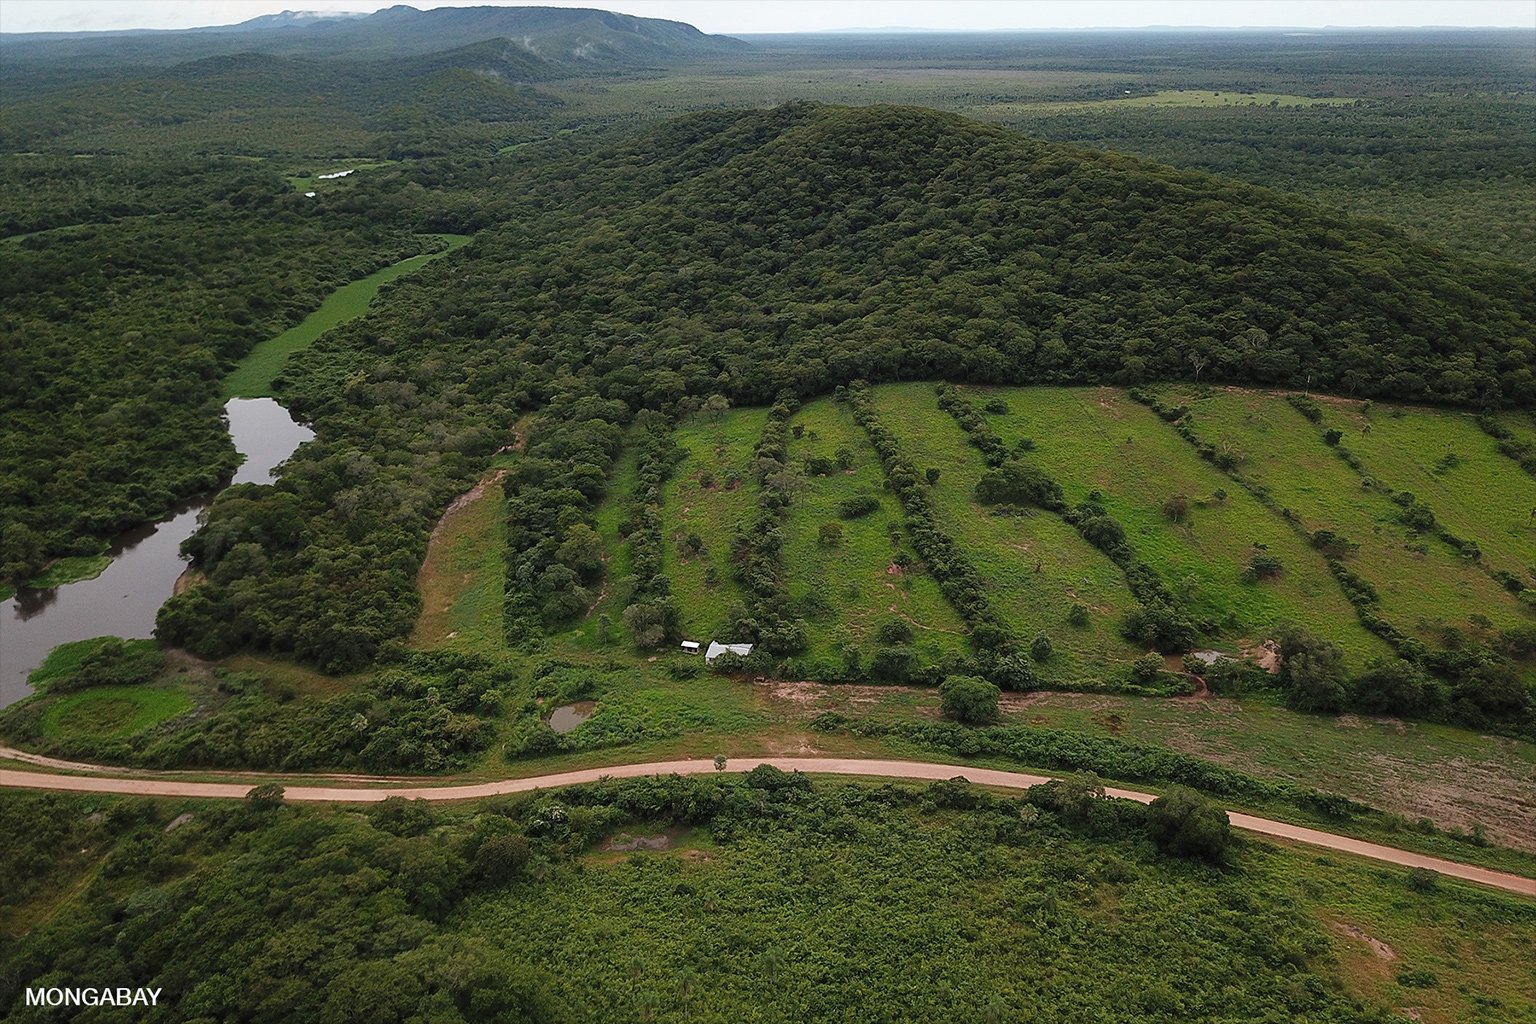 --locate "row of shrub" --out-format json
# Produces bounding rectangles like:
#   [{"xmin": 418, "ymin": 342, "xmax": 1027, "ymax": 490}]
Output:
[
  {"xmin": 1478, "ymin": 414, "xmax": 1536, "ymax": 478},
  {"xmin": 620, "ymin": 412, "xmax": 686, "ymax": 649},
  {"xmin": 936, "ymin": 385, "xmax": 1200, "ymax": 651},
  {"xmin": 502, "ymin": 392, "xmax": 629, "ymax": 642},
  {"xmin": 727, "ymin": 398, "xmax": 810, "ymax": 657},
  {"xmin": 844, "ymin": 382, "xmax": 1035, "ymax": 688}
]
